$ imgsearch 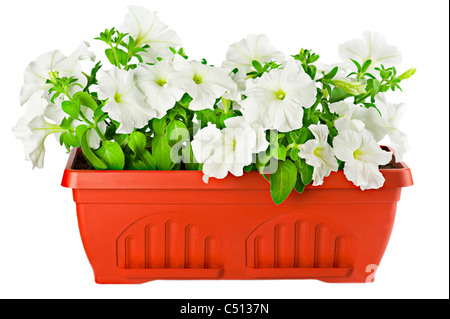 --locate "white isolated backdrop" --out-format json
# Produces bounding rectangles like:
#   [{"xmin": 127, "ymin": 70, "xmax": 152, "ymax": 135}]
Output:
[{"xmin": 0, "ymin": 0, "xmax": 448, "ymax": 299}]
